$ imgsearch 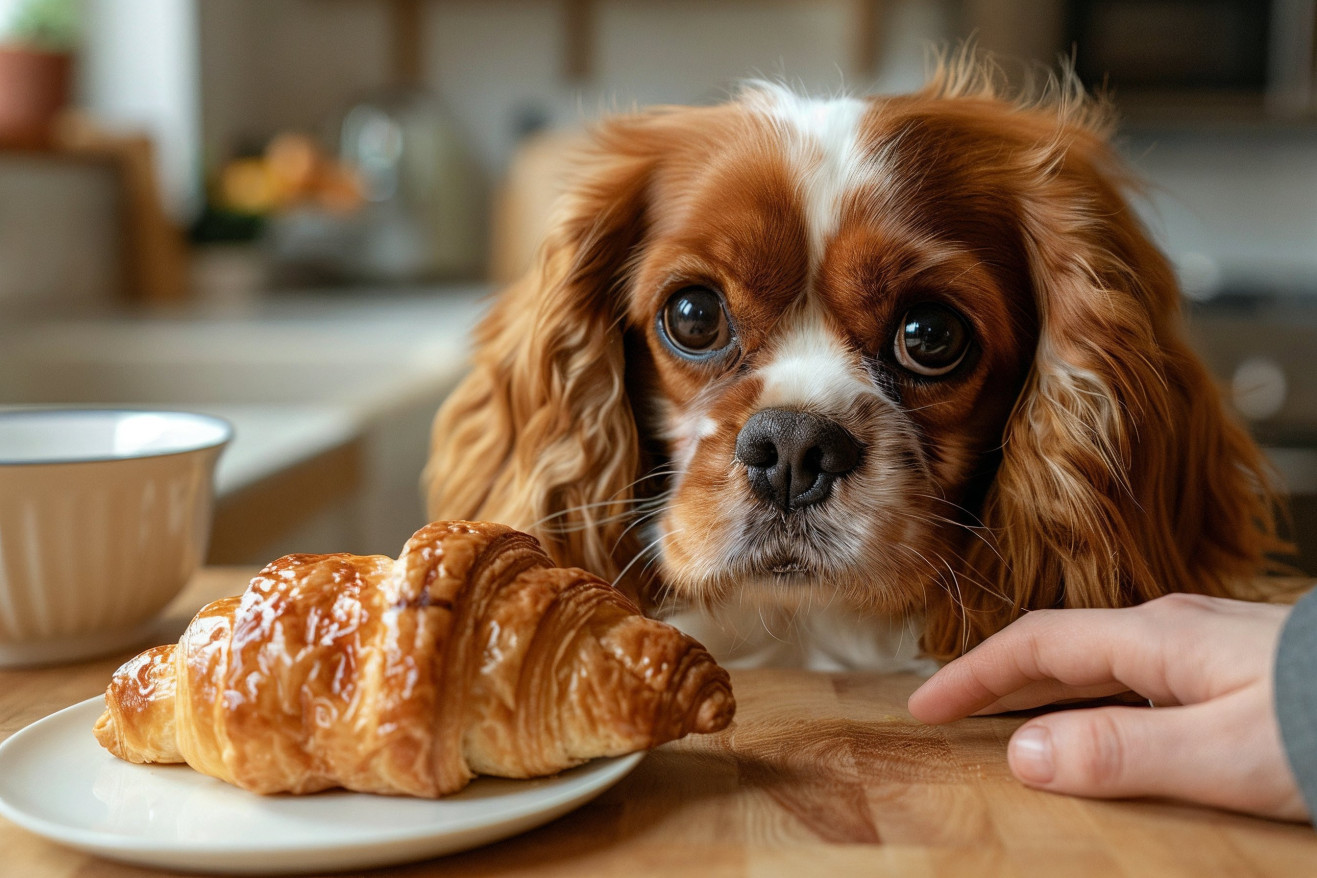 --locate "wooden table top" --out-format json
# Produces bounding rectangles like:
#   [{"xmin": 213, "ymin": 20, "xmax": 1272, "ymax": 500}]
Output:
[{"xmin": 2, "ymin": 568, "xmax": 1314, "ymax": 877}]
